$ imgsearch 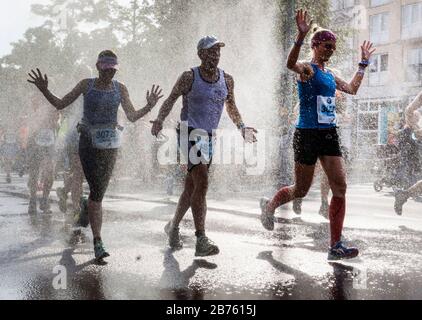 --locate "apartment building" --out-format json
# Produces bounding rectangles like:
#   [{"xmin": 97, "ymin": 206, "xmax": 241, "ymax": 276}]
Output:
[{"xmin": 331, "ymin": 0, "xmax": 422, "ymax": 161}]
